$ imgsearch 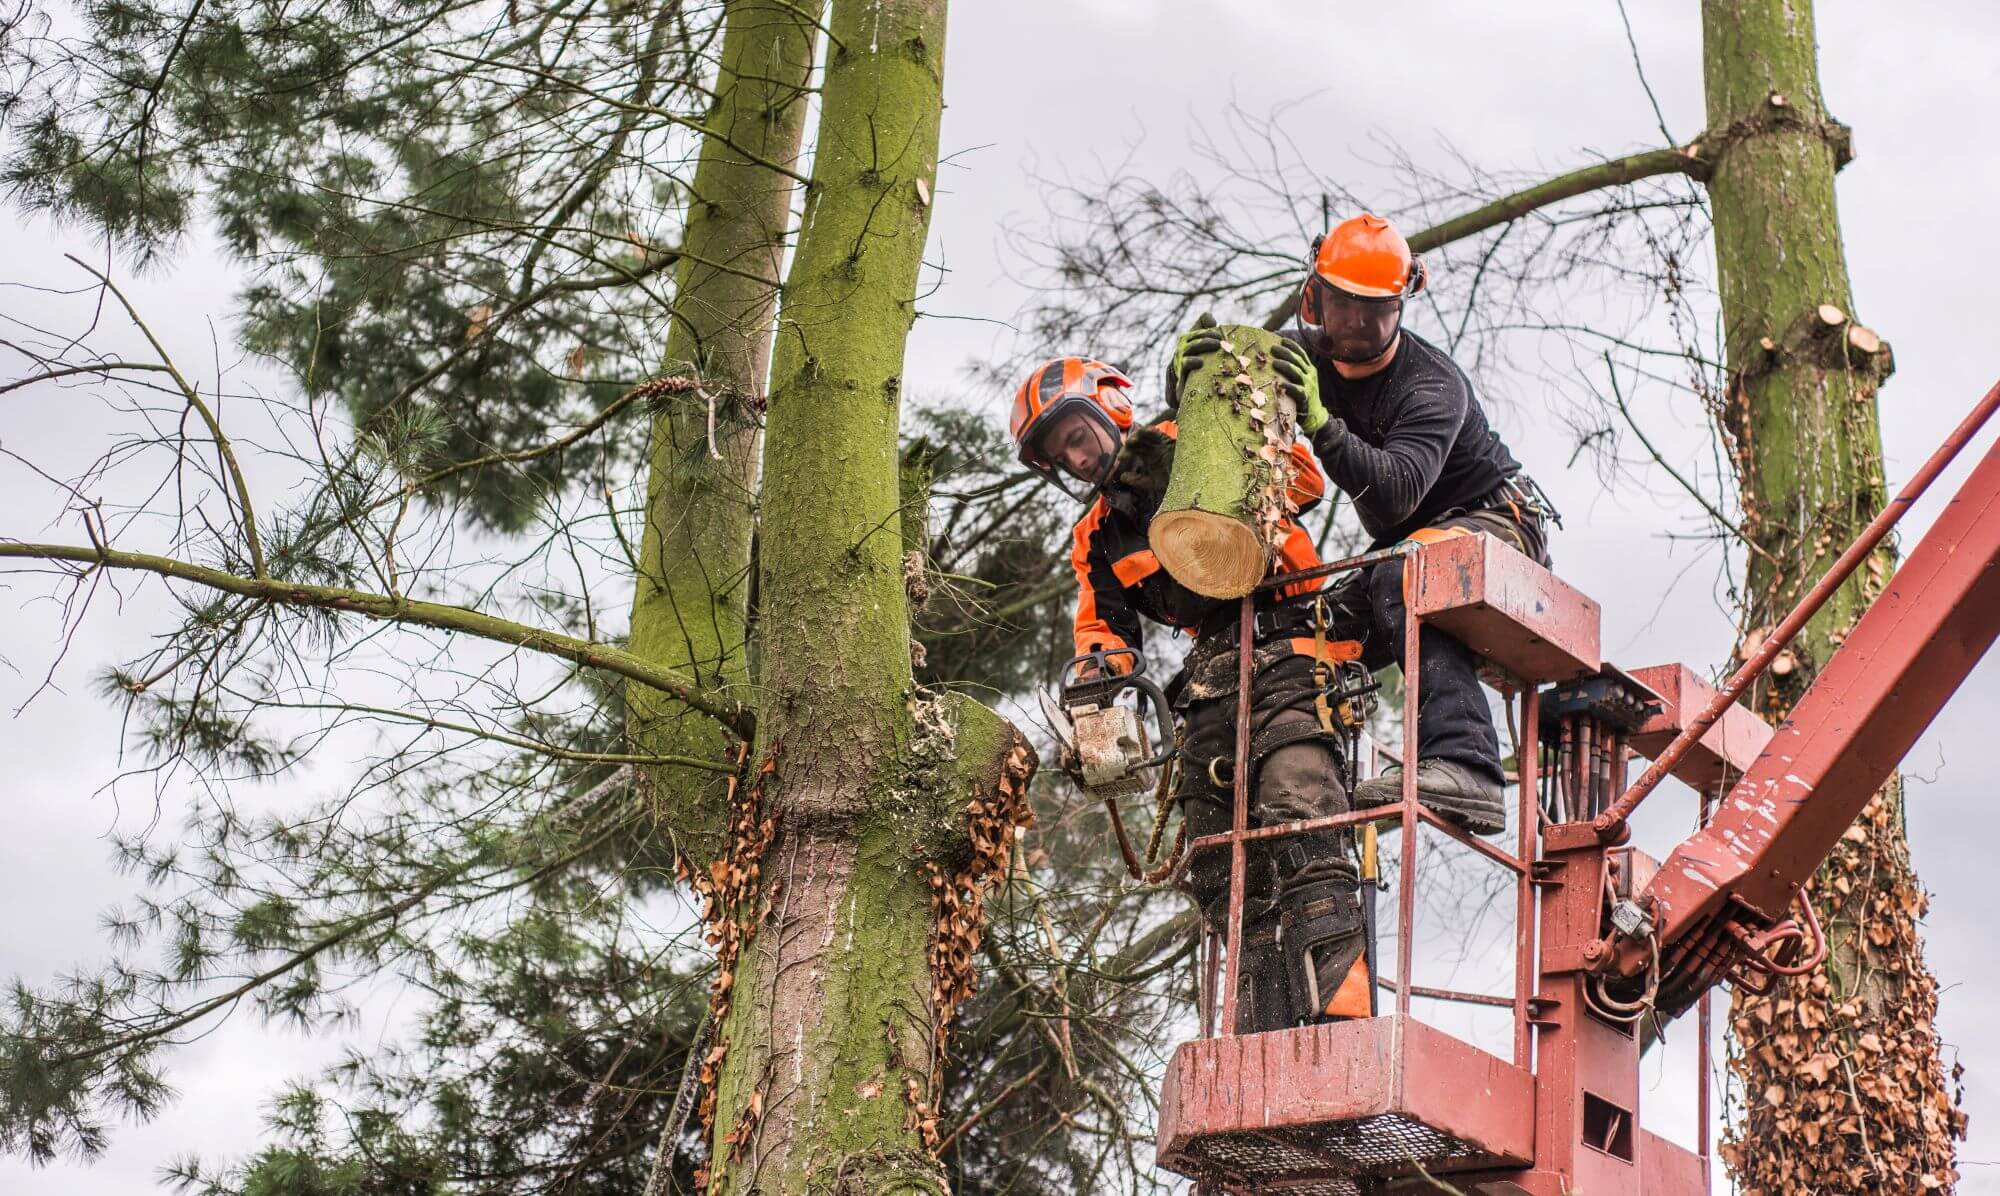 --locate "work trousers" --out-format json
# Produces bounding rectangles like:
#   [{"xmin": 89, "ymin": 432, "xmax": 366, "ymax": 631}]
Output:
[
  {"xmin": 1174, "ymin": 642, "xmax": 1354, "ymax": 920},
  {"xmin": 1325, "ymin": 500, "xmax": 1551, "ymax": 784},
  {"xmin": 1173, "ymin": 637, "xmax": 1364, "ymax": 1032},
  {"xmin": 1168, "ymin": 494, "xmax": 1549, "ymax": 1030}
]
